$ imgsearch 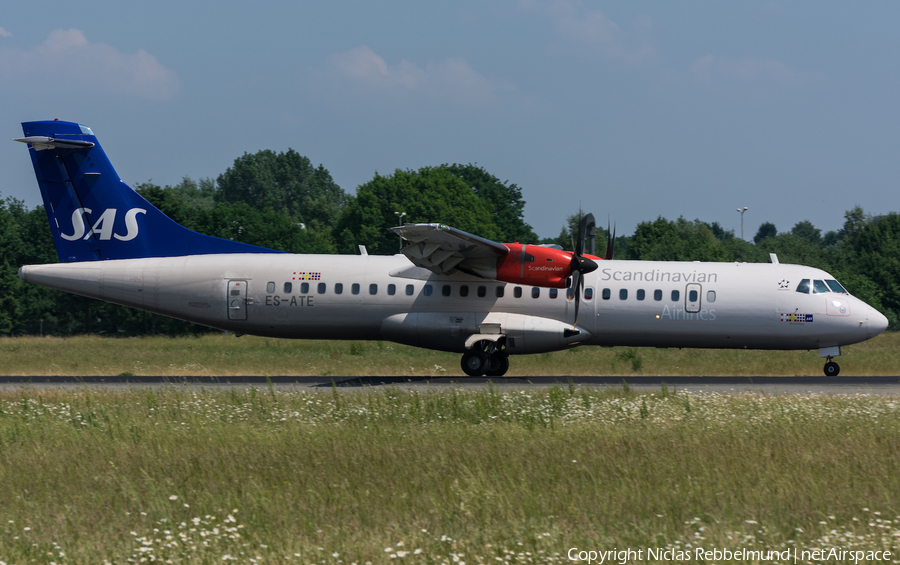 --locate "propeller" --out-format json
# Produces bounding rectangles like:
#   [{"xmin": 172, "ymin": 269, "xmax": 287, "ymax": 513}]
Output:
[
  {"xmin": 568, "ymin": 213, "xmax": 598, "ymax": 328},
  {"xmin": 605, "ymin": 219, "xmax": 616, "ymax": 261}
]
